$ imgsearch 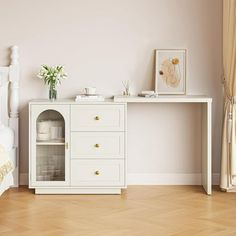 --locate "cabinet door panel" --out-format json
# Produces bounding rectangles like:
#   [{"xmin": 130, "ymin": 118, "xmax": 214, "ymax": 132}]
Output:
[{"xmin": 29, "ymin": 105, "xmax": 70, "ymax": 187}]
